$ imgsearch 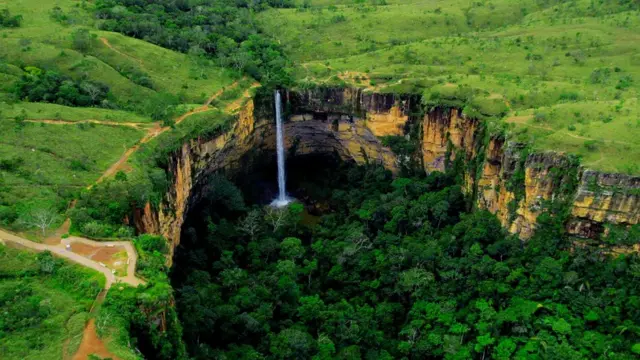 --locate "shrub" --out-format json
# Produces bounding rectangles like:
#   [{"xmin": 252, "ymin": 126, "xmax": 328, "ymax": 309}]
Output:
[
  {"xmin": 0, "ymin": 156, "xmax": 23, "ymax": 172},
  {"xmin": 559, "ymin": 91, "xmax": 579, "ymax": 101},
  {"xmin": 330, "ymin": 14, "xmax": 347, "ymax": 23},
  {"xmin": 137, "ymin": 234, "xmax": 169, "ymax": 254},
  {"xmin": 590, "ymin": 68, "xmax": 611, "ymax": 84},
  {"xmin": 583, "ymin": 140, "xmax": 599, "ymax": 151},
  {"xmin": 37, "ymin": 251, "xmax": 57, "ymax": 274},
  {"xmin": 71, "ymin": 28, "xmax": 94, "ymax": 53},
  {"xmin": 616, "ymin": 75, "xmax": 633, "ymax": 90},
  {"xmin": 115, "ymin": 226, "xmax": 134, "ymax": 238},
  {"xmin": 0, "ymin": 9, "xmax": 22, "ymax": 28},
  {"xmin": 533, "ymin": 111, "xmax": 547, "ymax": 123},
  {"xmin": 0, "ymin": 205, "xmax": 18, "ymax": 226},
  {"xmin": 82, "ymin": 221, "xmax": 112, "ymax": 238}
]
